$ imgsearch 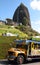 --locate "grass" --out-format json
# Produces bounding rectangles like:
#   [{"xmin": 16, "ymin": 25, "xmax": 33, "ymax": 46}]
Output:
[{"xmin": 0, "ymin": 36, "xmax": 17, "ymax": 59}]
